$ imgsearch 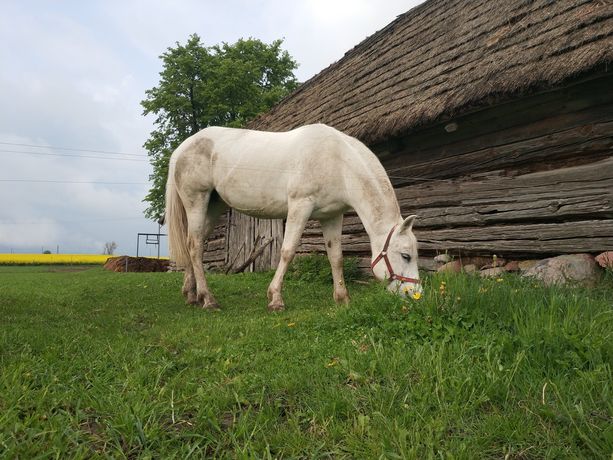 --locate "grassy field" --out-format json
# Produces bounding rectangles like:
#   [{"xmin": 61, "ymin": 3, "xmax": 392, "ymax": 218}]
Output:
[{"xmin": 0, "ymin": 263, "xmax": 612, "ymax": 458}]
